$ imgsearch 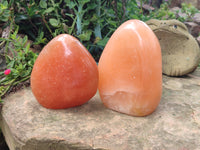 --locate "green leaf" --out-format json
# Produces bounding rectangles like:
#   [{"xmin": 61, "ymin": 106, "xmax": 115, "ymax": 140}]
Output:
[
  {"xmin": 65, "ymin": 13, "xmax": 75, "ymax": 18},
  {"xmin": 7, "ymin": 60, "xmax": 15, "ymax": 68},
  {"xmin": 39, "ymin": 0, "xmax": 47, "ymax": 8},
  {"xmin": 49, "ymin": 18, "xmax": 60, "ymax": 27},
  {"xmin": 33, "ymin": 31, "xmax": 47, "ymax": 45},
  {"xmin": 77, "ymin": 30, "xmax": 92, "ymax": 41},
  {"xmin": 90, "ymin": 14, "xmax": 98, "ymax": 22},
  {"xmin": 17, "ymin": 63, "xmax": 23, "ymax": 71},
  {"xmin": 10, "ymin": 26, "xmax": 19, "ymax": 40},
  {"xmin": 24, "ymin": 43, "xmax": 31, "ymax": 54},
  {"xmin": 0, "ymin": 1, "xmax": 8, "ymax": 9},
  {"xmin": 43, "ymin": 7, "xmax": 54, "ymax": 14},
  {"xmin": 67, "ymin": 1, "xmax": 76, "ymax": 9},
  {"xmin": 15, "ymin": 14, "xmax": 29, "ymax": 23},
  {"xmin": 97, "ymin": 37, "xmax": 109, "ymax": 47},
  {"xmin": 82, "ymin": 20, "xmax": 90, "ymax": 26},
  {"xmin": 87, "ymin": 3, "xmax": 96, "ymax": 10},
  {"xmin": 21, "ymin": 36, "xmax": 28, "ymax": 48},
  {"xmin": 79, "ymin": 0, "xmax": 90, "ymax": 5}
]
